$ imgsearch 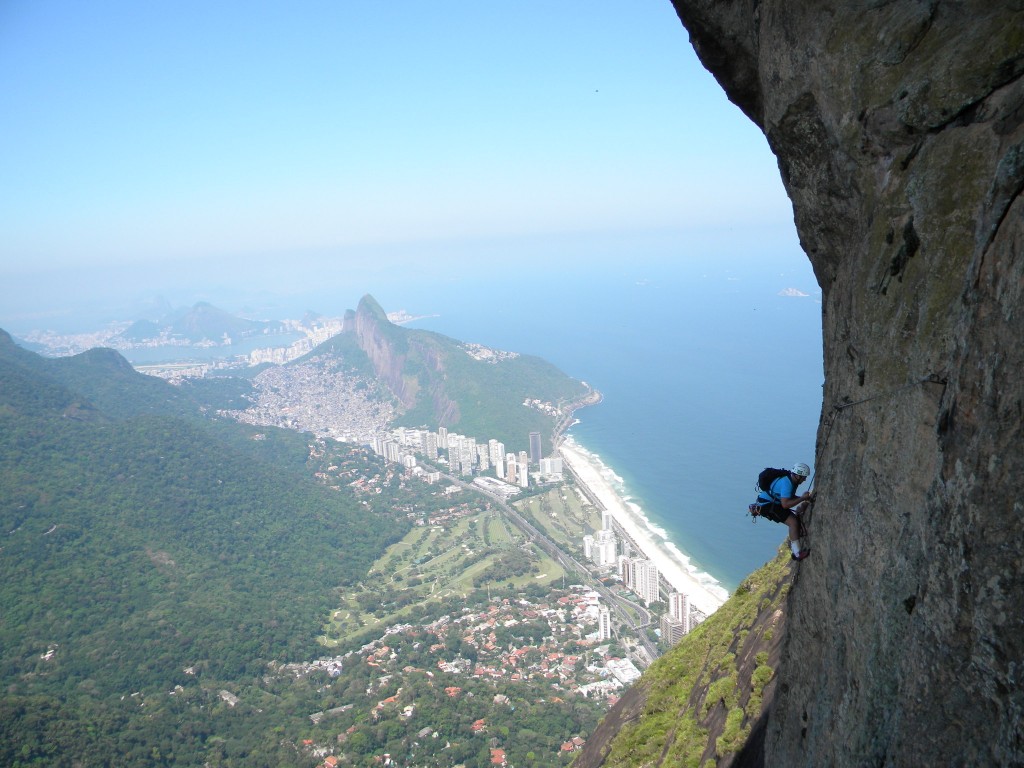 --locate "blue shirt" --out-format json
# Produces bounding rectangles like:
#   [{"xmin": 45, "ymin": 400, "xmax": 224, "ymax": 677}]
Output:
[{"xmin": 758, "ymin": 475, "xmax": 796, "ymax": 504}]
